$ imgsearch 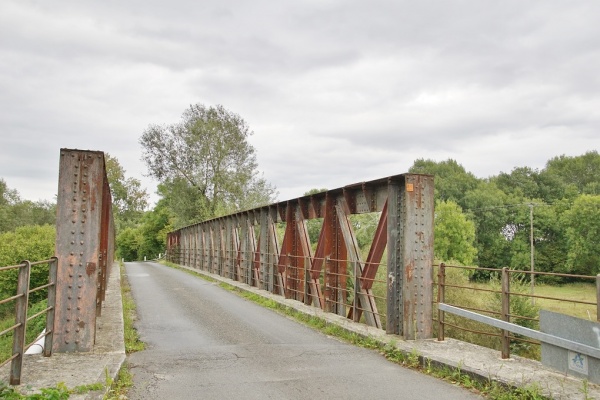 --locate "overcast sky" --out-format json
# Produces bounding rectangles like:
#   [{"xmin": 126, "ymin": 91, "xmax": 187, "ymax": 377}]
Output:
[{"xmin": 1, "ymin": 1, "xmax": 599, "ymax": 205}]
